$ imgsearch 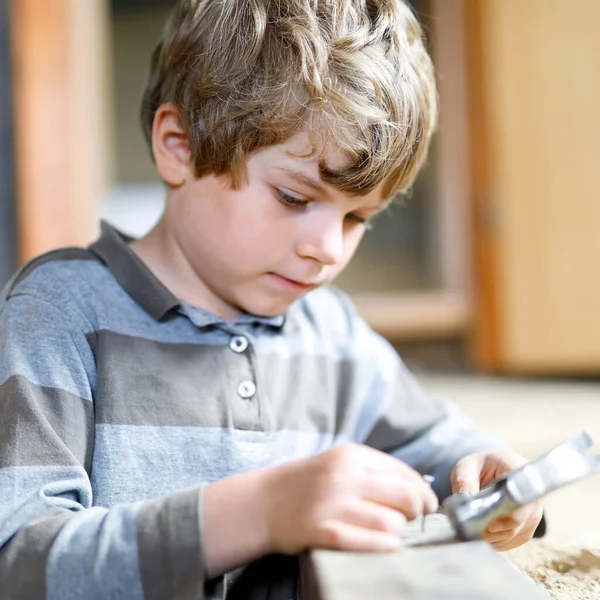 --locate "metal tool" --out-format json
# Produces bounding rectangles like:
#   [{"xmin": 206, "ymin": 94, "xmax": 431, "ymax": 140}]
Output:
[
  {"xmin": 421, "ymin": 474, "xmax": 435, "ymax": 533},
  {"xmin": 443, "ymin": 431, "xmax": 600, "ymax": 541}
]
